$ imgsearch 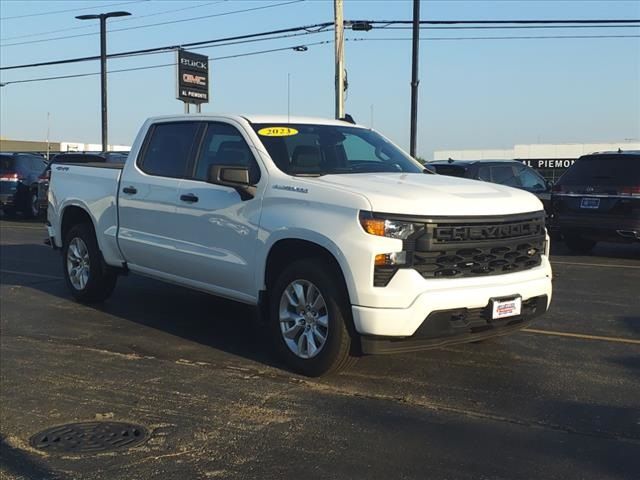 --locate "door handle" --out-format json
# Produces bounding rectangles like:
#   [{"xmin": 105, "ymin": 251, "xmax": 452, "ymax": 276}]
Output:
[
  {"xmin": 122, "ymin": 186, "xmax": 137, "ymax": 195},
  {"xmin": 180, "ymin": 193, "xmax": 199, "ymax": 203}
]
